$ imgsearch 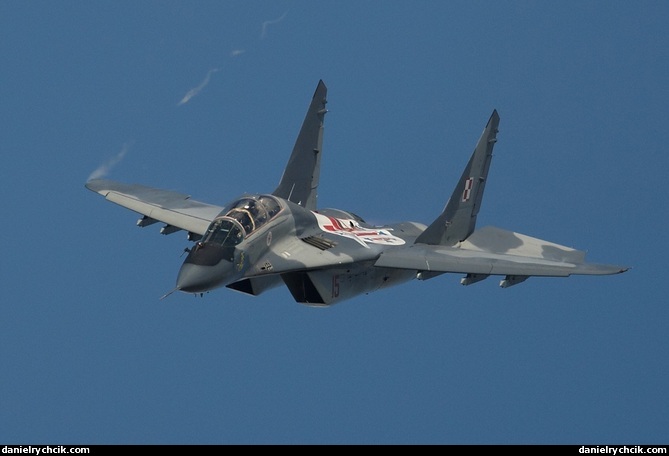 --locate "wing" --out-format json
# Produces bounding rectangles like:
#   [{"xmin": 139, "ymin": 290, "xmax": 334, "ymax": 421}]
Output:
[
  {"xmin": 375, "ymin": 226, "xmax": 628, "ymax": 287},
  {"xmin": 85, "ymin": 178, "xmax": 224, "ymax": 237}
]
